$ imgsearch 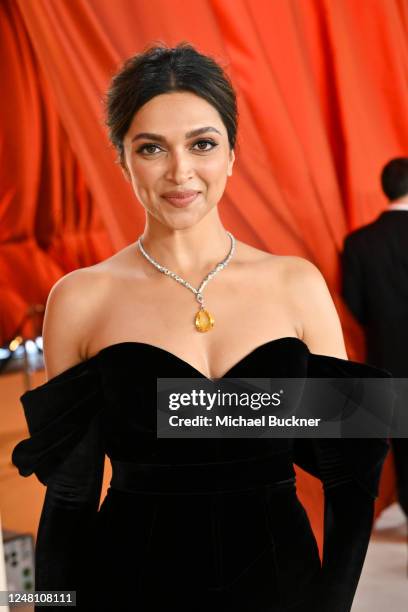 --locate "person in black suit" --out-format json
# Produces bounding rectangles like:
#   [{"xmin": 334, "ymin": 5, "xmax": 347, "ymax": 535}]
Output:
[{"xmin": 341, "ymin": 157, "xmax": 408, "ymax": 518}]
